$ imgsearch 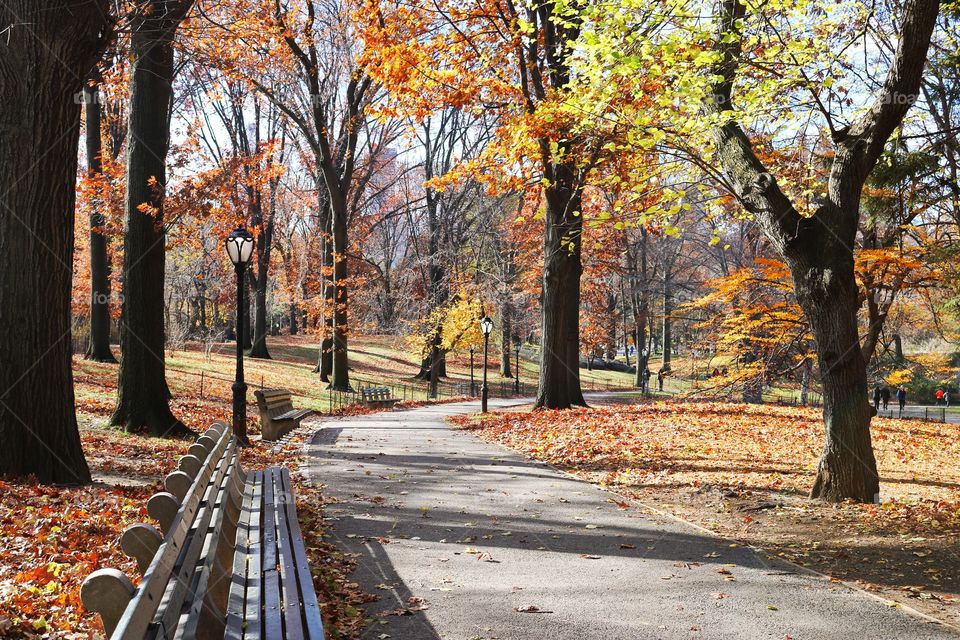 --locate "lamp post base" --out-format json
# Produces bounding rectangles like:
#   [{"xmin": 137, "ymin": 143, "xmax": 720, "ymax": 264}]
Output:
[
  {"xmin": 481, "ymin": 384, "xmax": 488, "ymax": 413},
  {"xmin": 232, "ymin": 380, "xmax": 251, "ymax": 447}
]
